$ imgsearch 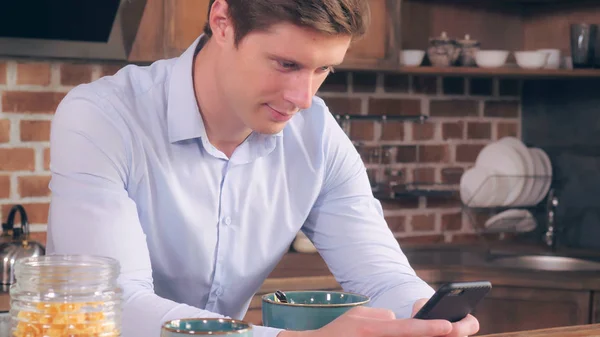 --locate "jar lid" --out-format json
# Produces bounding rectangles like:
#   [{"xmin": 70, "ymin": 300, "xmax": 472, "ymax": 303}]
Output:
[
  {"xmin": 429, "ymin": 31, "xmax": 457, "ymax": 46},
  {"xmin": 458, "ymin": 34, "xmax": 480, "ymax": 47}
]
